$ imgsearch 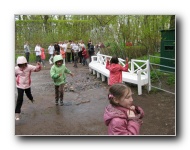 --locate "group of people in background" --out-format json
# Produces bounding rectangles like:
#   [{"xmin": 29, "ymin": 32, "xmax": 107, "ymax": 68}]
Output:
[
  {"xmin": 24, "ymin": 41, "xmax": 46, "ymax": 67},
  {"xmin": 24, "ymin": 39, "xmax": 105, "ymax": 68}
]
